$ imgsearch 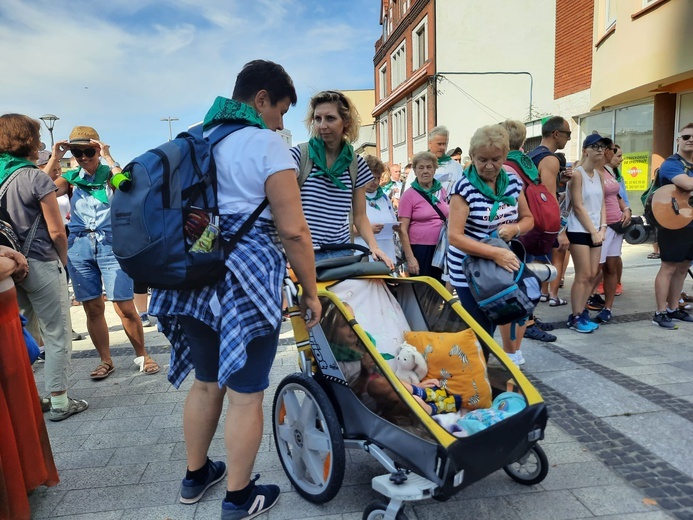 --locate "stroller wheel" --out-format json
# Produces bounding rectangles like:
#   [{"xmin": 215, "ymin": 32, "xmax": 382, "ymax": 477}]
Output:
[
  {"xmin": 363, "ymin": 500, "xmax": 409, "ymax": 520},
  {"xmin": 503, "ymin": 443, "xmax": 549, "ymax": 486},
  {"xmin": 273, "ymin": 373, "xmax": 345, "ymax": 504}
]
